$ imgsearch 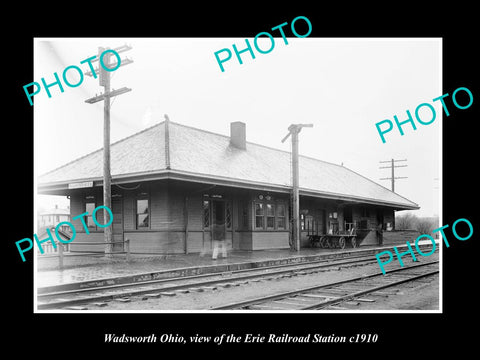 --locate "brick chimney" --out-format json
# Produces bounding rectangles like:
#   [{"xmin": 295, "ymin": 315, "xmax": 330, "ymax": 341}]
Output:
[{"xmin": 230, "ymin": 121, "xmax": 246, "ymax": 150}]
